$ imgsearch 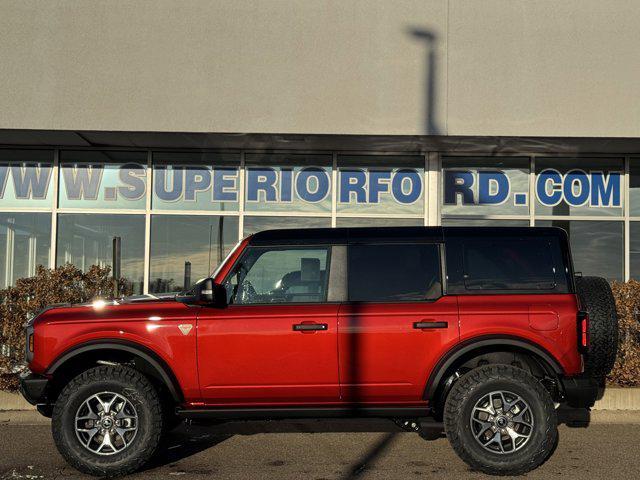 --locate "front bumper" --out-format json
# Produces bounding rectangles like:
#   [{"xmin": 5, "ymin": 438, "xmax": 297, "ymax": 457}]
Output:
[
  {"xmin": 559, "ymin": 375, "xmax": 600, "ymax": 408},
  {"xmin": 19, "ymin": 372, "xmax": 52, "ymax": 416}
]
